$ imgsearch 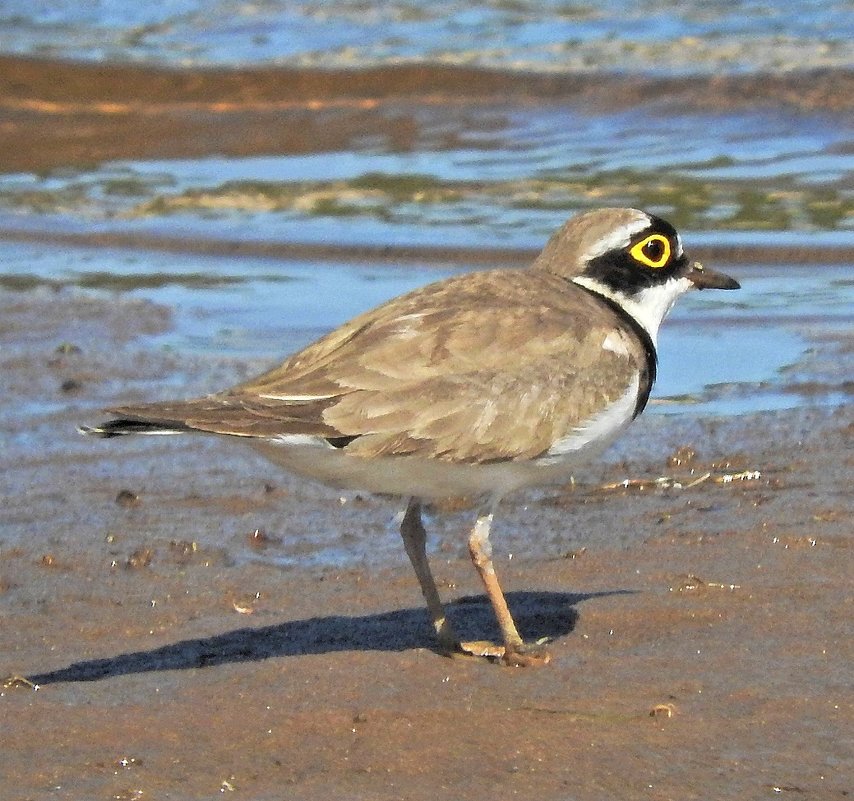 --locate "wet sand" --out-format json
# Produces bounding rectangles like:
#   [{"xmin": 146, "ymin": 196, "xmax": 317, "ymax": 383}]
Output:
[
  {"xmin": 2, "ymin": 275, "xmax": 852, "ymax": 801},
  {"xmin": 1, "ymin": 55, "xmax": 852, "ymax": 800},
  {"xmin": 1, "ymin": 55, "xmax": 853, "ymax": 174}
]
